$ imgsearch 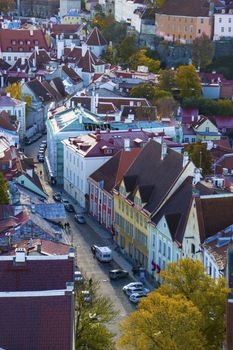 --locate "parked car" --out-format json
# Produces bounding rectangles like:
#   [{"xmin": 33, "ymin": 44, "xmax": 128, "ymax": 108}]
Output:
[
  {"xmin": 122, "ymin": 282, "xmax": 143, "ymax": 293},
  {"xmin": 53, "ymin": 192, "xmax": 62, "ymax": 202},
  {"xmin": 91, "ymin": 245, "xmax": 98, "ymax": 255},
  {"xmin": 38, "ymin": 155, "xmax": 44, "ymax": 163},
  {"xmin": 109, "ymin": 269, "xmax": 129, "ymax": 280},
  {"xmin": 25, "ymin": 138, "xmax": 32, "ymax": 145},
  {"xmin": 75, "ymin": 214, "xmax": 86, "ymax": 224},
  {"xmin": 81, "ymin": 290, "xmax": 91, "ymax": 302},
  {"xmin": 64, "ymin": 203, "xmax": 75, "ymax": 212},
  {"xmin": 41, "ymin": 140, "xmax": 47, "ymax": 146},
  {"xmin": 129, "ymin": 291, "xmax": 148, "ymax": 304},
  {"xmin": 126, "ymin": 286, "xmax": 150, "ymax": 297},
  {"xmin": 74, "ymin": 271, "xmax": 84, "ymax": 283}
]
